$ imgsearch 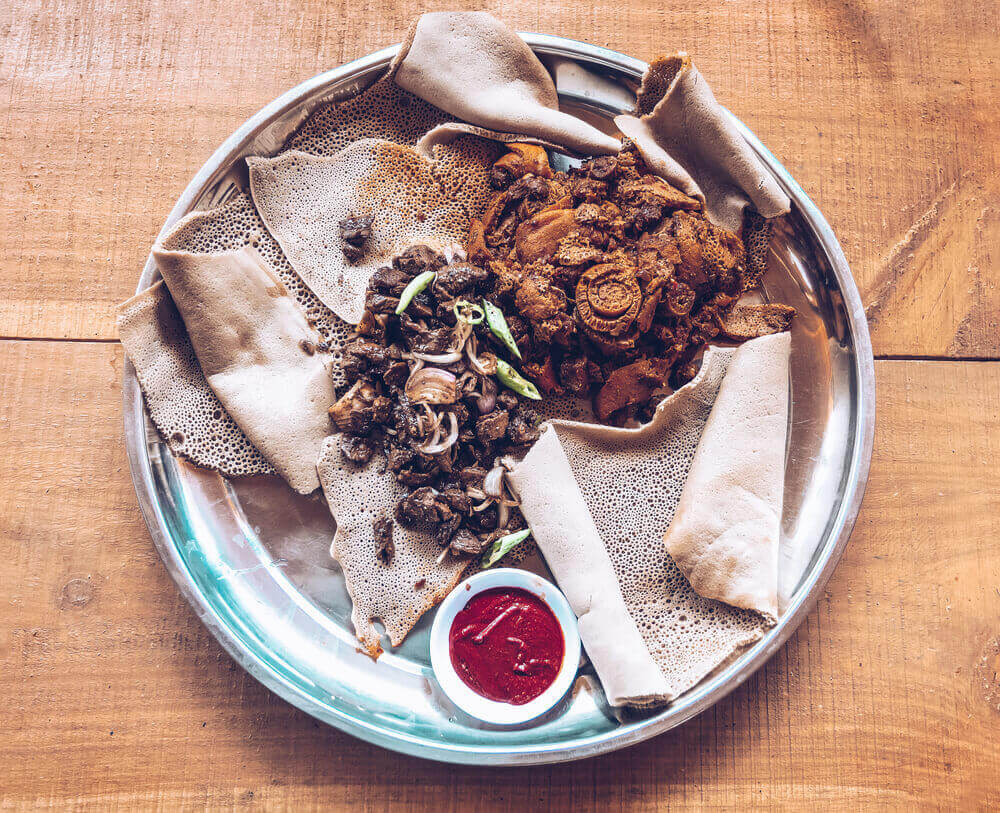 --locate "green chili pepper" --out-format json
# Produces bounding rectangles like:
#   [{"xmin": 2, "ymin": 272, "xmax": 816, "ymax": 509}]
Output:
[
  {"xmin": 480, "ymin": 529, "xmax": 532, "ymax": 569},
  {"xmin": 496, "ymin": 359, "xmax": 541, "ymax": 400},
  {"xmin": 452, "ymin": 299, "xmax": 485, "ymax": 325},
  {"xmin": 395, "ymin": 270, "xmax": 436, "ymax": 315},
  {"xmin": 482, "ymin": 299, "xmax": 522, "ymax": 359}
]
